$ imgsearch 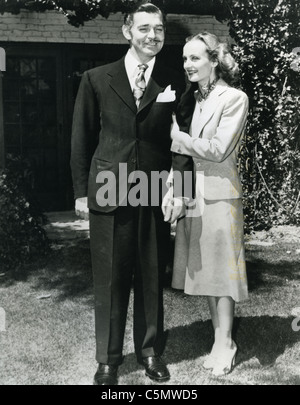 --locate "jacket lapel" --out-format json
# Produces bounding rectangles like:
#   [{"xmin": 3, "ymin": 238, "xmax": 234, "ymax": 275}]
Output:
[
  {"xmin": 108, "ymin": 58, "xmax": 175, "ymax": 115},
  {"xmin": 138, "ymin": 60, "xmax": 168, "ymax": 113},
  {"xmin": 194, "ymin": 79, "xmax": 229, "ymax": 137},
  {"xmin": 108, "ymin": 58, "xmax": 137, "ymax": 114}
]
